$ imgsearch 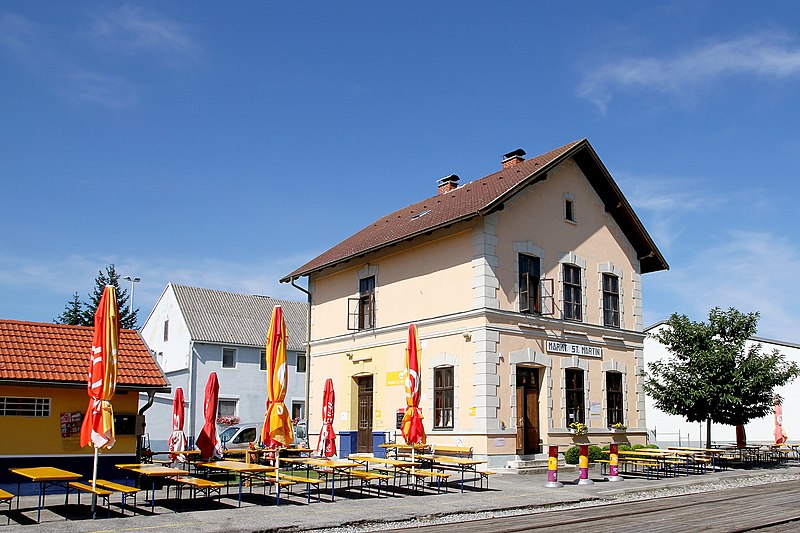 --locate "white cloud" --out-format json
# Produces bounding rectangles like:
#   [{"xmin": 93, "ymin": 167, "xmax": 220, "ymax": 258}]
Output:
[
  {"xmin": 88, "ymin": 5, "xmax": 199, "ymax": 66},
  {"xmin": 614, "ymin": 170, "xmax": 720, "ymax": 253},
  {"xmin": 646, "ymin": 230, "xmax": 800, "ymax": 343},
  {"xmin": 0, "ymin": 12, "xmax": 38, "ymax": 54},
  {"xmin": 580, "ymin": 32, "xmax": 800, "ymax": 111},
  {"xmin": 63, "ymin": 69, "xmax": 139, "ymax": 108},
  {"xmin": 0, "ymin": 252, "xmax": 310, "ymax": 325}
]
